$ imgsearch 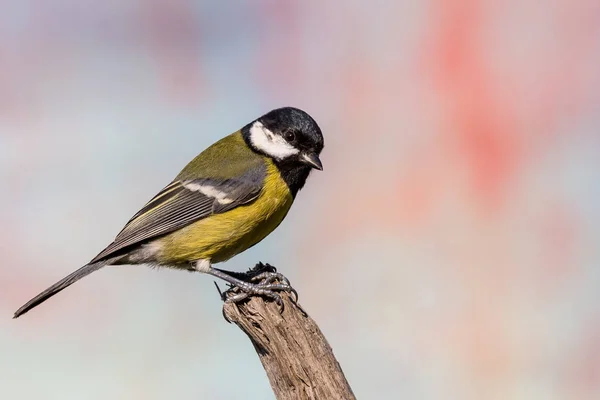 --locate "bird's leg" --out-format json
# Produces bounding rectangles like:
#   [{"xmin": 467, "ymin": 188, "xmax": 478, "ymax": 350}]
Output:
[
  {"xmin": 207, "ymin": 263, "xmax": 297, "ymax": 312},
  {"xmin": 211, "ymin": 262, "xmax": 272, "ymax": 281},
  {"xmin": 214, "ymin": 262, "xmax": 291, "ymax": 286}
]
